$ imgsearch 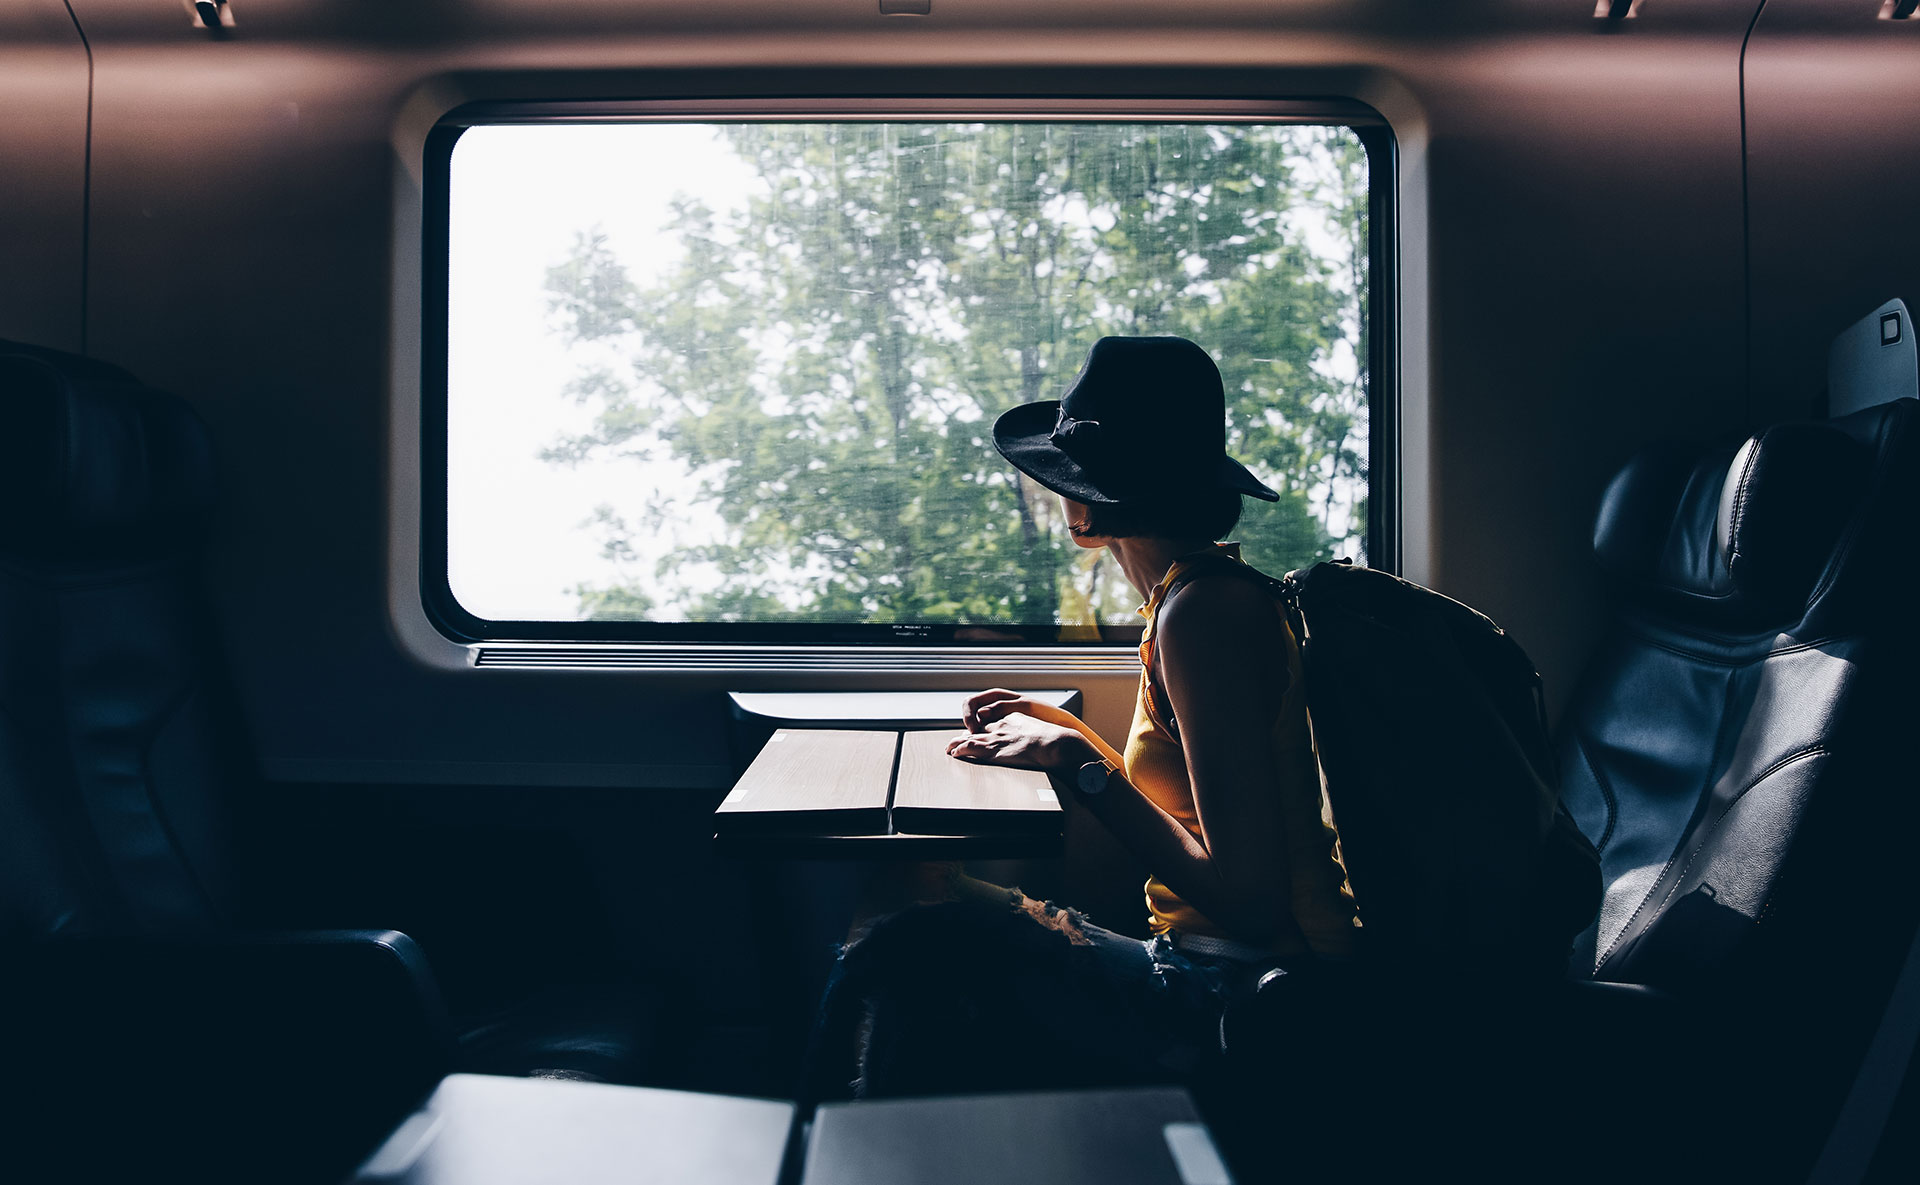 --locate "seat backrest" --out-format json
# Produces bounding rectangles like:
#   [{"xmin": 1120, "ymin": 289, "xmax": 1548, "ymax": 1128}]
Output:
[
  {"xmin": 0, "ymin": 341, "xmax": 236, "ymax": 937},
  {"xmin": 1558, "ymin": 398, "xmax": 1917, "ymax": 991}
]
